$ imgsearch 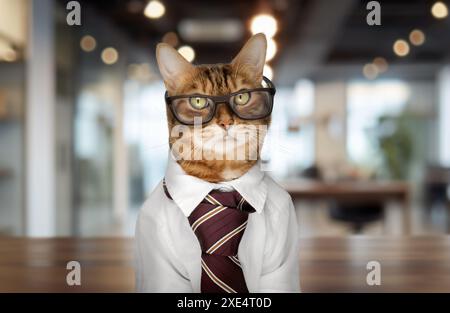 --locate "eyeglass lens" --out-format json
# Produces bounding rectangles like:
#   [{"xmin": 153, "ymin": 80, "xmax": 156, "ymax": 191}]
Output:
[{"xmin": 170, "ymin": 90, "xmax": 272, "ymax": 124}]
